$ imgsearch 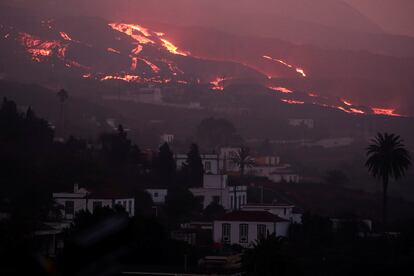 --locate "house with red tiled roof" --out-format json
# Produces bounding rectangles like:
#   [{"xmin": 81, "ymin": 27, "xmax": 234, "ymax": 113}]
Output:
[{"xmin": 213, "ymin": 210, "xmax": 290, "ymax": 247}]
